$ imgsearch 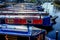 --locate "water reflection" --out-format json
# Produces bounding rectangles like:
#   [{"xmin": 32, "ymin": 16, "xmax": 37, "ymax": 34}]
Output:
[{"xmin": 43, "ymin": 3, "xmax": 60, "ymax": 40}]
